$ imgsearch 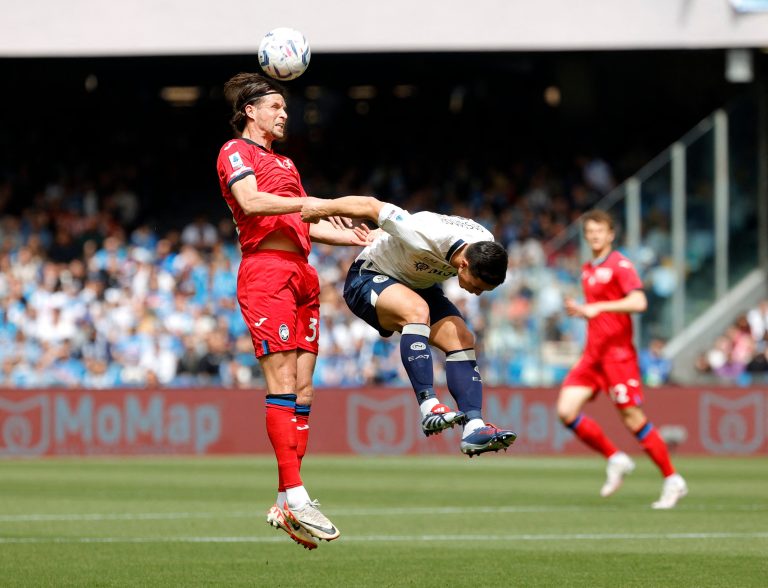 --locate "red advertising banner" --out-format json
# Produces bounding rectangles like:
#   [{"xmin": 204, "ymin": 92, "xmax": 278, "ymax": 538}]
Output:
[{"xmin": 0, "ymin": 387, "xmax": 766, "ymax": 457}]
